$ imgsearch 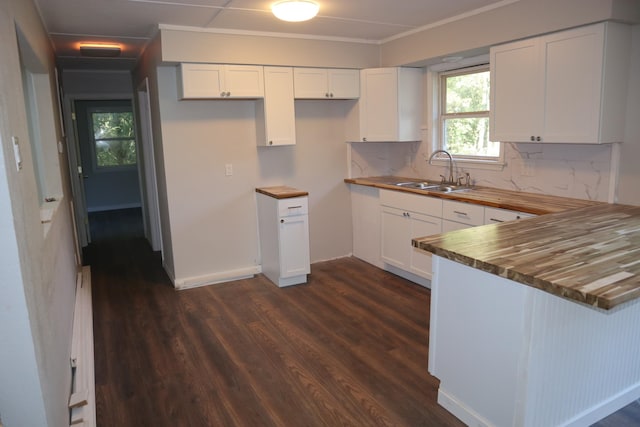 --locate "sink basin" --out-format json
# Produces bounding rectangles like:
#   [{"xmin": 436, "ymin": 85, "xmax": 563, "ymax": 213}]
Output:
[{"xmin": 395, "ymin": 181, "xmax": 470, "ymax": 193}]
